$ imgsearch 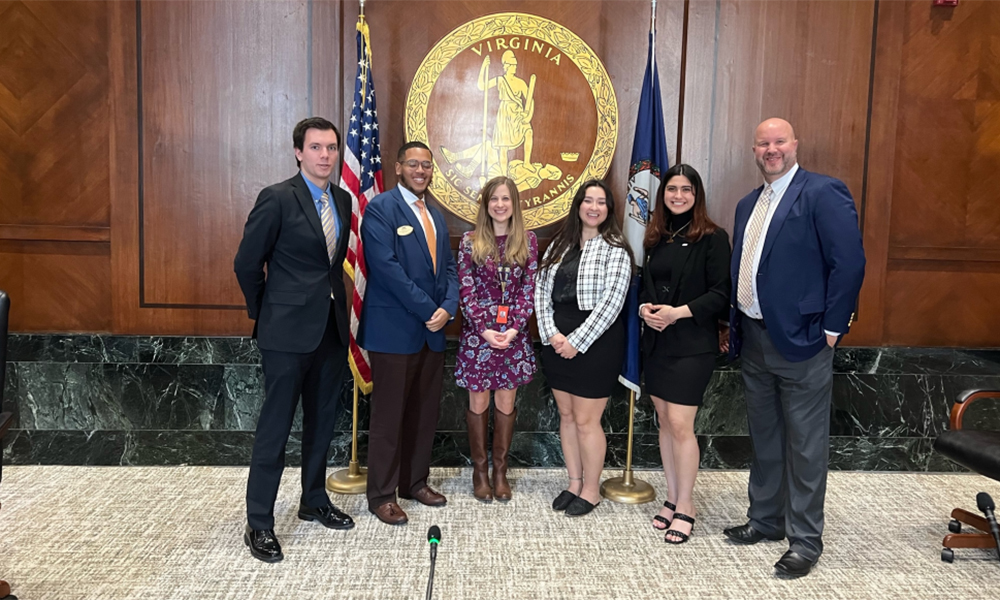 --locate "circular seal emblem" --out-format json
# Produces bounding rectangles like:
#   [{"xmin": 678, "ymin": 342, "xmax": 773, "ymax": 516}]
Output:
[{"xmin": 406, "ymin": 13, "xmax": 618, "ymax": 229}]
